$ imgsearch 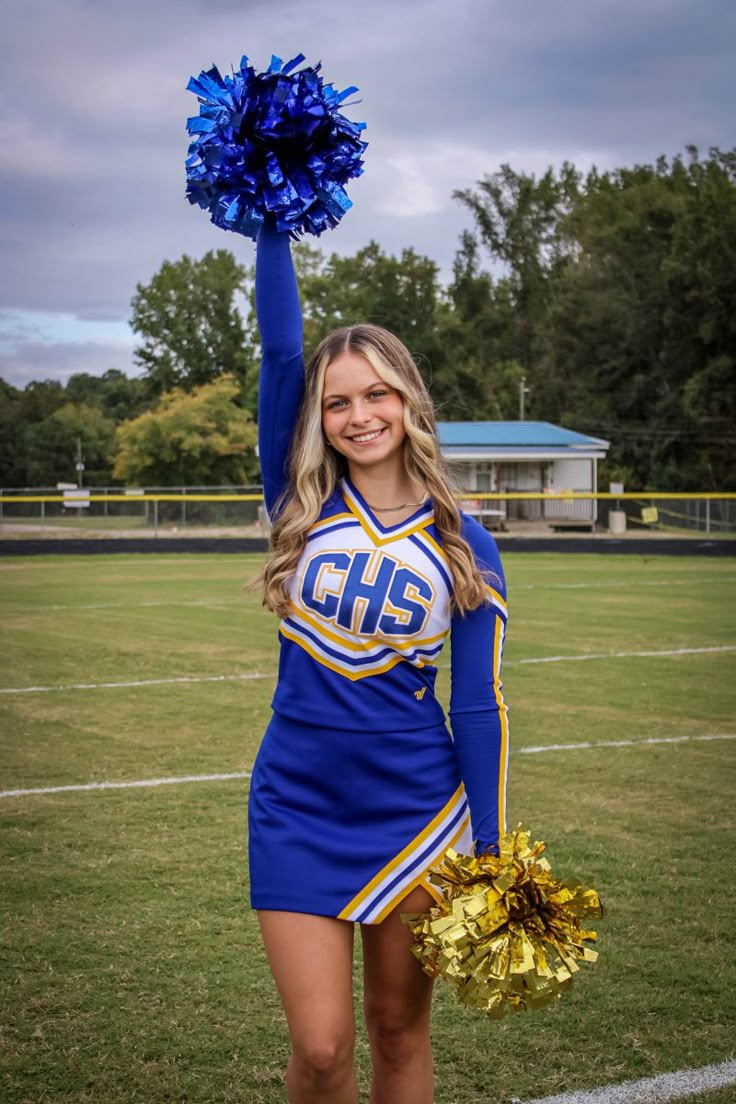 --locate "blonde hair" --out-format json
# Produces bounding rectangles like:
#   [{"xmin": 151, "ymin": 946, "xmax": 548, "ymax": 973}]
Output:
[{"xmin": 259, "ymin": 324, "xmax": 491, "ymax": 617}]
